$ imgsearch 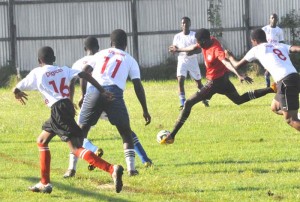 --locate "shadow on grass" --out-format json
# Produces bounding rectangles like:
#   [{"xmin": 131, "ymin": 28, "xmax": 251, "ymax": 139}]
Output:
[{"xmin": 23, "ymin": 176, "xmax": 129, "ymax": 202}]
